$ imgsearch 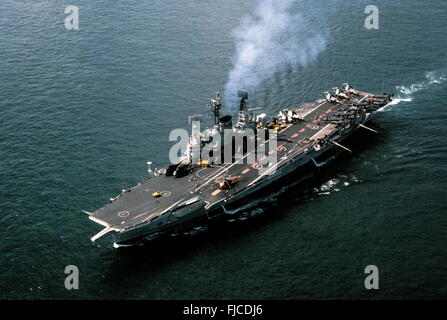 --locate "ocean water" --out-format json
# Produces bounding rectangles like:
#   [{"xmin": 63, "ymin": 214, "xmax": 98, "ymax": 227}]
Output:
[{"xmin": 0, "ymin": 0, "xmax": 446, "ymax": 299}]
